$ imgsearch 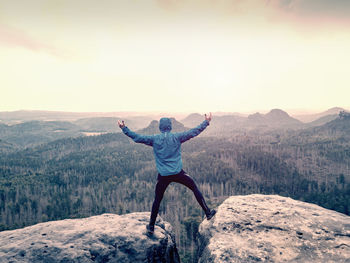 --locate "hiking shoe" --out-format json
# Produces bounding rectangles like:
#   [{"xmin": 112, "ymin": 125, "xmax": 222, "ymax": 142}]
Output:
[
  {"xmin": 146, "ymin": 224, "xmax": 154, "ymax": 236},
  {"xmin": 206, "ymin": 209, "xmax": 216, "ymax": 220}
]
